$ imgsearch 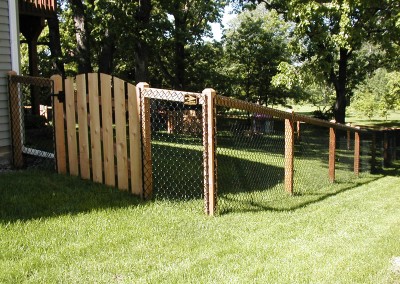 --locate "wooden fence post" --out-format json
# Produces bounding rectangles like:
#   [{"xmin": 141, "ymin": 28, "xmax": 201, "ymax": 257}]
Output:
[
  {"xmin": 354, "ymin": 129, "xmax": 360, "ymax": 176},
  {"xmin": 383, "ymin": 131, "xmax": 389, "ymax": 167},
  {"xmin": 370, "ymin": 131, "xmax": 376, "ymax": 173},
  {"xmin": 284, "ymin": 110, "xmax": 294, "ymax": 195},
  {"xmin": 128, "ymin": 82, "xmax": 143, "ymax": 196},
  {"xmin": 329, "ymin": 124, "xmax": 336, "ymax": 183},
  {"xmin": 137, "ymin": 82, "xmax": 152, "ymax": 199},
  {"xmin": 8, "ymin": 71, "xmax": 24, "ymax": 168},
  {"xmin": 50, "ymin": 74, "xmax": 66, "ymax": 174},
  {"xmin": 203, "ymin": 88, "xmax": 217, "ymax": 216}
]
